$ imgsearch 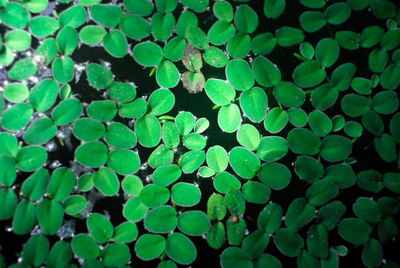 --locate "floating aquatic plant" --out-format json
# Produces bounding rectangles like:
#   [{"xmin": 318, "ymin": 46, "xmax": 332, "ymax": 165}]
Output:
[{"xmin": 0, "ymin": 0, "xmax": 400, "ymax": 267}]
